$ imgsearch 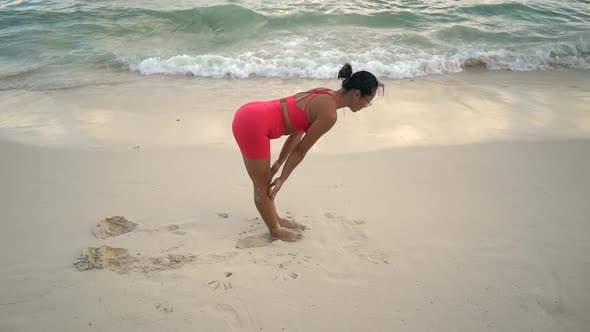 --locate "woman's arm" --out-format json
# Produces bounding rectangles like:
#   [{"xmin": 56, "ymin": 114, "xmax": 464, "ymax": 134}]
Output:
[
  {"xmin": 272, "ymin": 131, "xmax": 304, "ymax": 176},
  {"xmin": 269, "ymin": 110, "xmax": 337, "ymax": 199}
]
